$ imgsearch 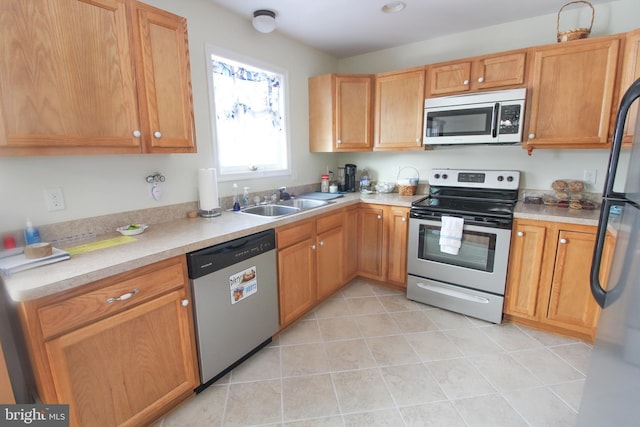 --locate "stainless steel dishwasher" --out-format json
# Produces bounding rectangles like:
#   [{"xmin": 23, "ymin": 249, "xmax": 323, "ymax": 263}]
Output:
[{"xmin": 186, "ymin": 229, "xmax": 278, "ymax": 393}]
